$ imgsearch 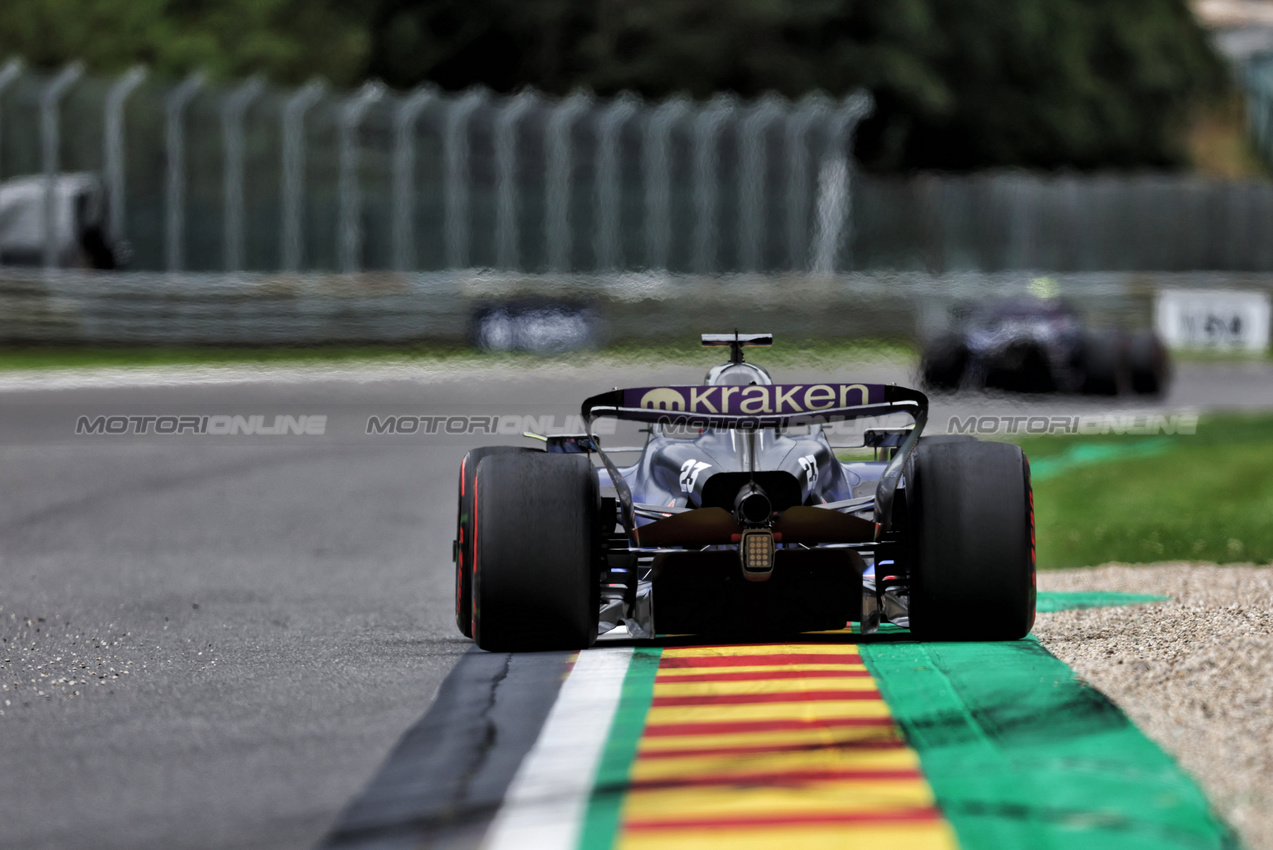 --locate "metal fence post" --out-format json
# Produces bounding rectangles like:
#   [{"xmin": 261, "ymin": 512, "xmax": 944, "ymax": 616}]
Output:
[
  {"xmin": 1244, "ymin": 62, "xmax": 1268, "ymax": 161},
  {"xmin": 1257, "ymin": 86, "xmax": 1267, "ymax": 159},
  {"xmin": 0, "ymin": 59, "xmax": 24, "ymax": 180},
  {"xmin": 1258, "ymin": 68, "xmax": 1273, "ymax": 165},
  {"xmin": 41, "ymin": 63, "xmax": 84, "ymax": 271},
  {"xmin": 811, "ymin": 92, "xmax": 873, "ymax": 274},
  {"xmin": 784, "ymin": 94, "xmax": 830, "ymax": 271},
  {"xmin": 444, "ymin": 89, "xmax": 488, "ymax": 269},
  {"xmin": 841, "ymin": 92, "xmax": 873, "ymax": 271},
  {"xmin": 280, "ymin": 79, "xmax": 325, "ymax": 273},
  {"xmin": 644, "ymin": 97, "xmax": 690, "ymax": 271},
  {"xmin": 739, "ymin": 95, "xmax": 785, "ymax": 273},
  {"xmin": 811, "ymin": 158, "xmax": 848, "ymax": 275},
  {"xmin": 222, "ymin": 76, "xmax": 264, "ymax": 273},
  {"xmin": 595, "ymin": 94, "xmax": 639, "ymax": 271},
  {"xmin": 165, "ymin": 73, "xmax": 204, "ymax": 273},
  {"xmin": 692, "ymin": 93, "xmax": 737, "ymax": 275},
  {"xmin": 545, "ymin": 92, "xmax": 591, "ymax": 272},
  {"xmin": 494, "ymin": 90, "xmax": 537, "ymax": 270},
  {"xmin": 392, "ymin": 84, "xmax": 438, "ymax": 271},
  {"xmin": 338, "ymin": 81, "xmax": 385, "ymax": 274},
  {"xmin": 103, "ymin": 66, "xmax": 146, "ymax": 248}
]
